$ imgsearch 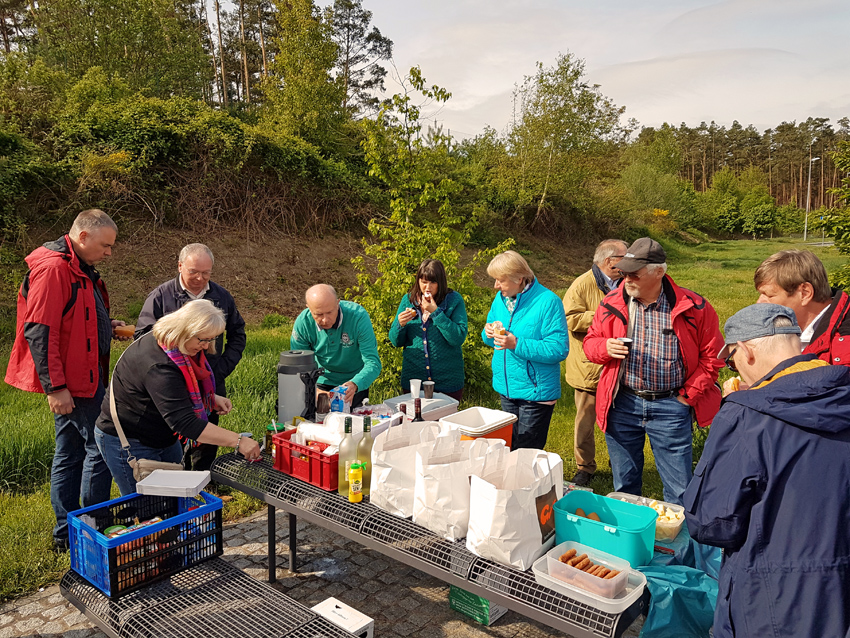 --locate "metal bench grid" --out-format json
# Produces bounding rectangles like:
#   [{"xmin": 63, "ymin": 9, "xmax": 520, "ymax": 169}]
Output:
[{"xmin": 276, "ymin": 478, "xmax": 374, "ymax": 532}]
